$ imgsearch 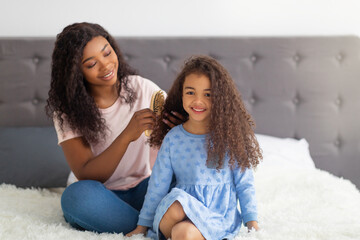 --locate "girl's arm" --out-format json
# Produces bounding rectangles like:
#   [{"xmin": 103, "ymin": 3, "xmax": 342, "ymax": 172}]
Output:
[
  {"xmin": 233, "ymin": 167, "xmax": 259, "ymax": 230},
  {"xmin": 126, "ymin": 225, "xmax": 148, "ymax": 237},
  {"xmin": 246, "ymin": 221, "xmax": 259, "ymax": 231},
  {"xmin": 128, "ymin": 135, "xmax": 174, "ymax": 235},
  {"xmin": 60, "ymin": 108, "xmax": 155, "ymax": 182}
]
